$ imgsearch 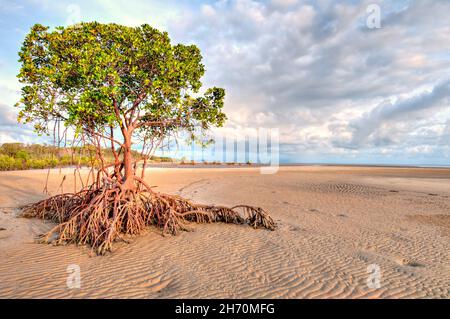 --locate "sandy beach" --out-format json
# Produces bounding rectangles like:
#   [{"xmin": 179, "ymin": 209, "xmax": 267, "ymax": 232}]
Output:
[{"xmin": 0, "ymin": 166, "xmax": 449, "ymax": 298}]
